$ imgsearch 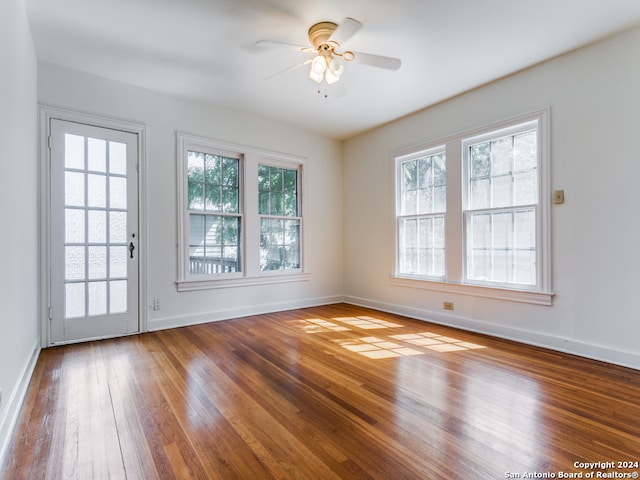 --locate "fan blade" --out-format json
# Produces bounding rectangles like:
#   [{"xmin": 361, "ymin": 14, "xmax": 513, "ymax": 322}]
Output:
[
  {"xmin": 263, "ymin": 59, "xmax": 311, "ymax": 81},
  {"xmin": 254, "ymin": 39, "xmax": 313, "ymax": 53},
  {"xmin": 350, "ymin": 51, "xmax": 402, "ymax": 70},
  {"xmin": 328, "ymin": 17, "xmax": 362, "ymax": 47}
]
